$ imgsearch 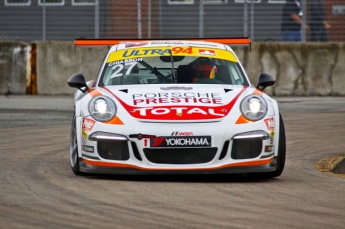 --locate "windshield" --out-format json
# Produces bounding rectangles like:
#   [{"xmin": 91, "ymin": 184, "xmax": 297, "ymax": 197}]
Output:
[{"xmin": 99, "ymin": 47, "xmax": 249, "ymax": 86}]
